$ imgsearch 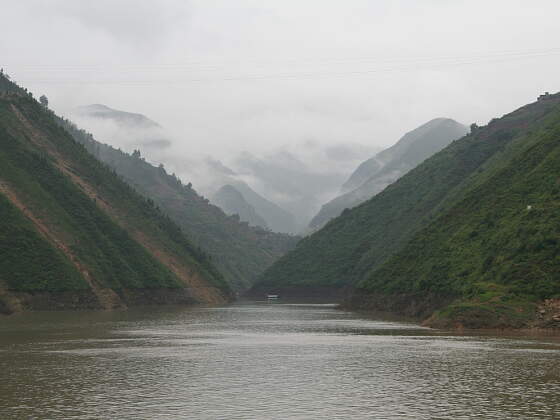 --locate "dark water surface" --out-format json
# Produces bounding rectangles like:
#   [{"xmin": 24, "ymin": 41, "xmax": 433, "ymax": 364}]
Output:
[{"xmin": 1, "ymin": 302, "xmax": 560, "ymax": 419}]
